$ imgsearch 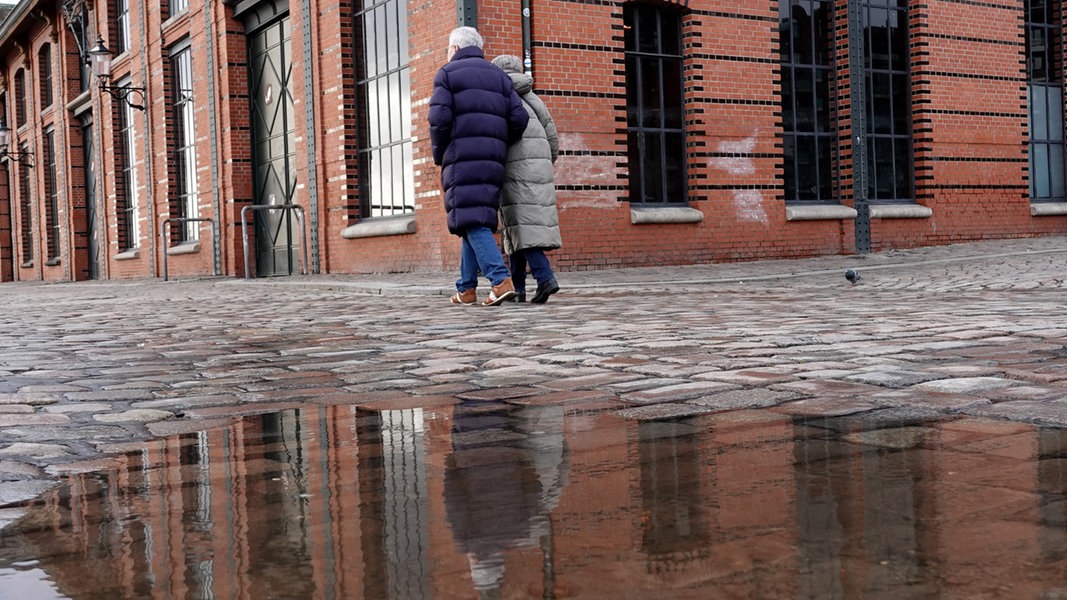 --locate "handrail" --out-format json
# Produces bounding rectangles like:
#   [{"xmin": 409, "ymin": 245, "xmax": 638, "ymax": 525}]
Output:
[
  {"xmin": 159, "ymin": 217, "xmax": 218, "ymax": 282},
  {"xmin": 240, "ymin": 204, "xmax": 309, "ymax": 279}
]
